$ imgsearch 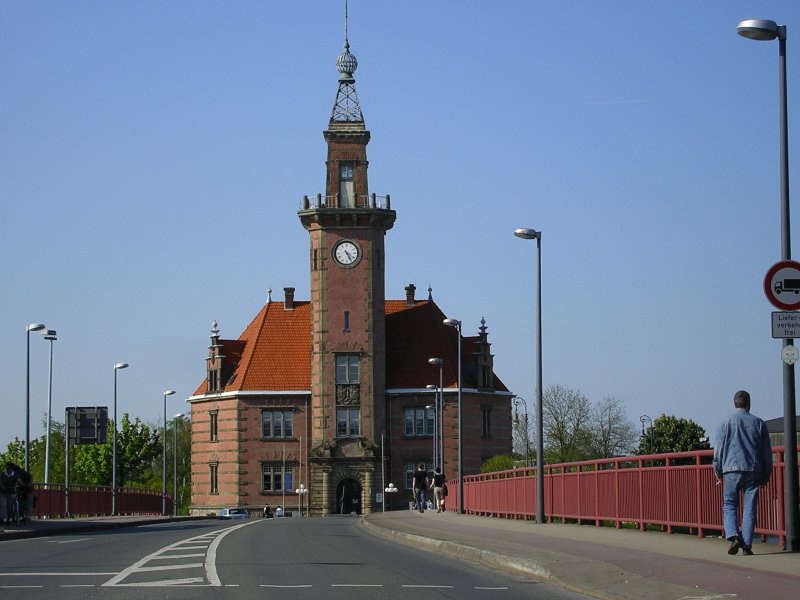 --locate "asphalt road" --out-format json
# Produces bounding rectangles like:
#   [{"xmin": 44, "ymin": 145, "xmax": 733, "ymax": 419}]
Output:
[{"xmin": 0, "ymin": 516, "xmax": 593, "ymax": 599}]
